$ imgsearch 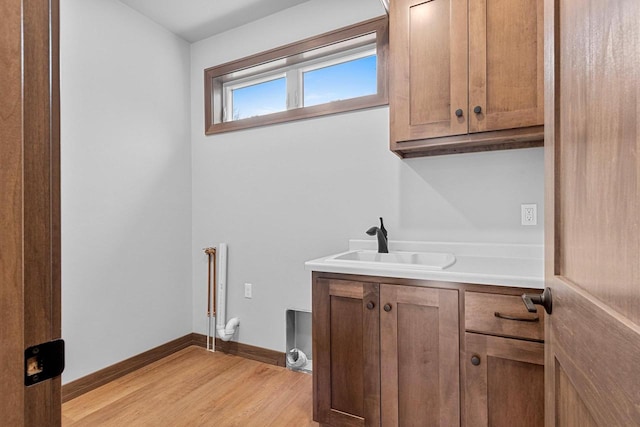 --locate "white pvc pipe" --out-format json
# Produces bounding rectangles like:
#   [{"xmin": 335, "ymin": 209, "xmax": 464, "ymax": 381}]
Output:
[
  {"xmin": 208, "ymin": 313, "xmax": 215, "ymax": 352},
  {"xmin": 379, "ymin": 0, "xmax": 389, "ymax": 14},
  {"xmin": 216, "ymin": 243, "xmax": 240, "ymax": 341}
]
